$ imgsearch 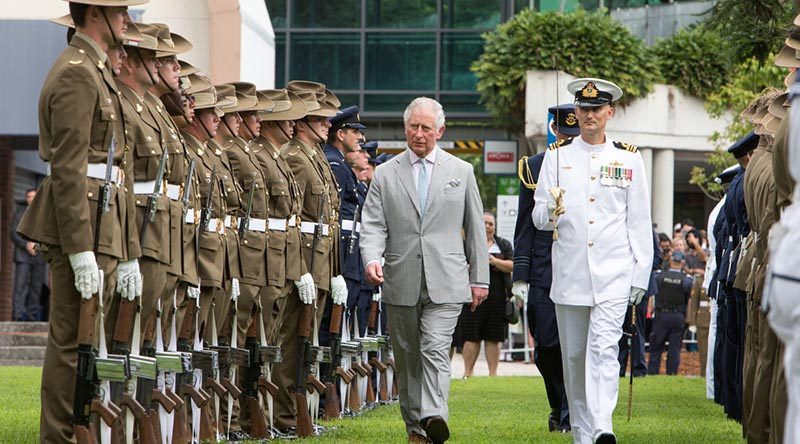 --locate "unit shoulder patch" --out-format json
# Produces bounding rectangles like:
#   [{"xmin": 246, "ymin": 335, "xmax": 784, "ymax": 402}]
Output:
[
  {"xmin": 548, "ymin": 138, "xmax": 573, "ymax": 151},
  {"xmin": 613, "ymin": 141, "xmax": 638, "ymax": 153}
]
